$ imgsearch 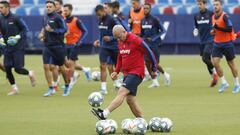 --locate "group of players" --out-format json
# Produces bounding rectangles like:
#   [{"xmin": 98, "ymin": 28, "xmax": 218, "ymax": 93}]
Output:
[
  {"xmin": 92, "ymin": 0, "xmax": 240, "ymax": 120},
  {"xmin": 93, "ymin": 0, "xmax": 171, "ymax": 95},
  {"xmin": 194, "ymin": 0, "xmax": 240, "ymax": 94},
  {"xmin": 0, "ymin": 0, "xmax": 91, "ymax": 96},
  {"xmin": 0, "ymin": 0, "xmax": 171, "ymax": 97},
  {"xmin": 0, "ymin": 0, "xmax": 239, "ymax": 123}
]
